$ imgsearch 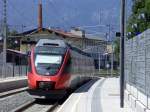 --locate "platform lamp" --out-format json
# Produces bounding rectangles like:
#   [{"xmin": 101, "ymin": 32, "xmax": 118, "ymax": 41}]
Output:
[{"xmin": 120, "ymin": 0, "xmax": 125, "ymax": 108}]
